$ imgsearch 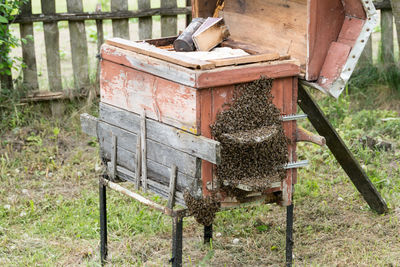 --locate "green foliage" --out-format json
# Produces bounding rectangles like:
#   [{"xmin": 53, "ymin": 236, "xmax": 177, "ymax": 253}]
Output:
[{"xmin": 0, "ymin": 0, "xmax": 27, "ymax": 79}]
